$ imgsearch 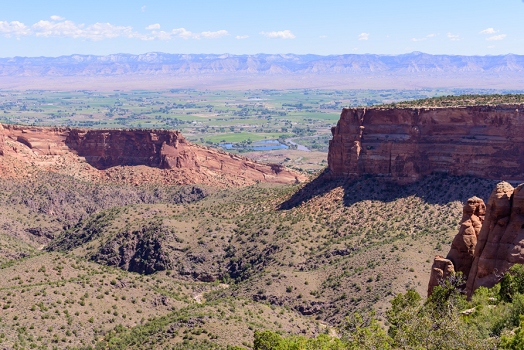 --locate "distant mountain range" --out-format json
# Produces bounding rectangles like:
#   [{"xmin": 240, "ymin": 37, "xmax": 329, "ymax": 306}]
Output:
[{"xmin": 1, "ymin": 52, "xmax": 524, "ymax": 77}]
